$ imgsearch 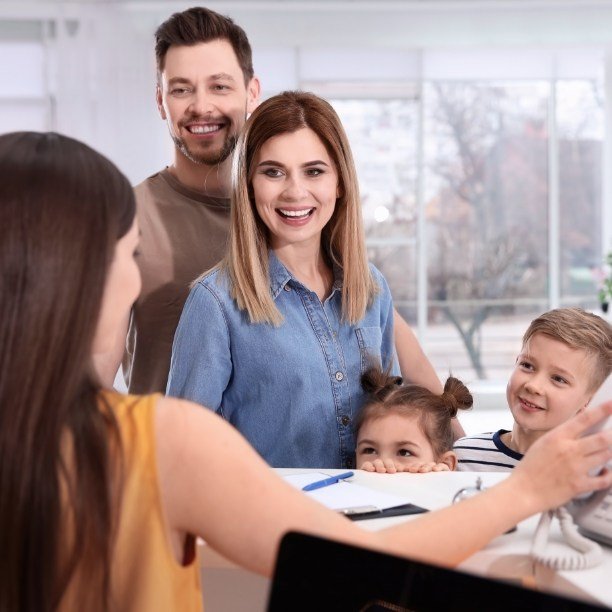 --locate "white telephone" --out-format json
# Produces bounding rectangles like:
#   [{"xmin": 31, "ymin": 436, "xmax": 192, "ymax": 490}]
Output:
[
  {"xmin": 531, "ymin": 373, "xmax": 612, "ymax": 570},
  {"xmin": 567, "ymin": 373, "xmax": 612, "ymax": 545}
]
